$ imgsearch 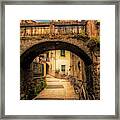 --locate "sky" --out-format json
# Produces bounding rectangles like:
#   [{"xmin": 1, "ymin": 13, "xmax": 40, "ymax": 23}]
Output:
[{"xmin": 34, "ymin": 20, "xmax": 50, "ymax": 22}]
